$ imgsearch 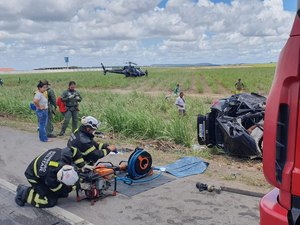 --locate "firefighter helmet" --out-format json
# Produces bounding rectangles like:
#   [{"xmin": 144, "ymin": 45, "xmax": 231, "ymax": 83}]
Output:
[
  {"xmin": 81, "ymin": 116, "xmax": 100, "ymax": 129},
  {"xmin": 57, "ymin": 165, "xmax": 79, "ymax": 186}
]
